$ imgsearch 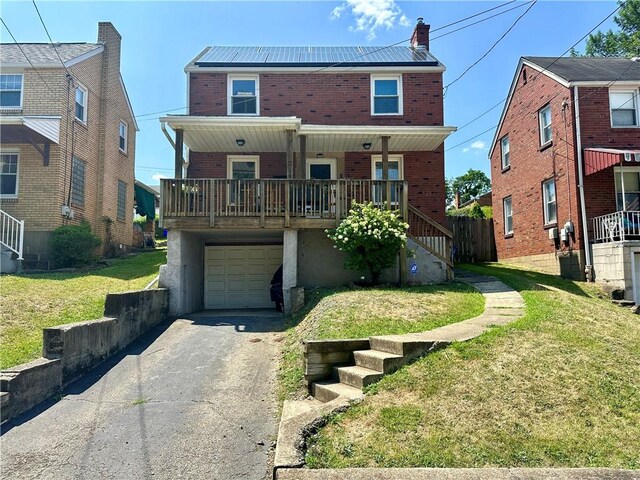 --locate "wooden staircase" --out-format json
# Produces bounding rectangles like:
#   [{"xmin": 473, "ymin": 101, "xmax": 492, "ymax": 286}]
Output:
[{"xmin": 406, "ymin": 204, "xmax": 453, "ymax": 279}]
